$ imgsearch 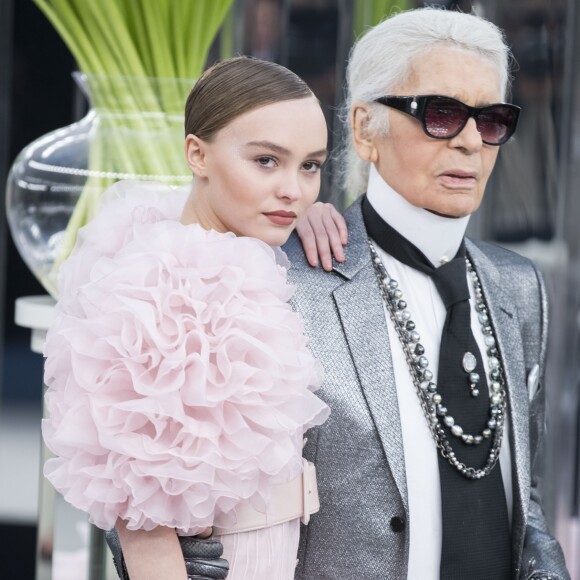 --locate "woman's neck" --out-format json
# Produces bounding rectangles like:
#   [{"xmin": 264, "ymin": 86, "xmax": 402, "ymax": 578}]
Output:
[
  {"xmin": 179, "ymin": 190, "xmax": 199, "ymax": 226},
  {"xmin": 180, "ymin": 186, "xmax": 227, "ymax": 233}
]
